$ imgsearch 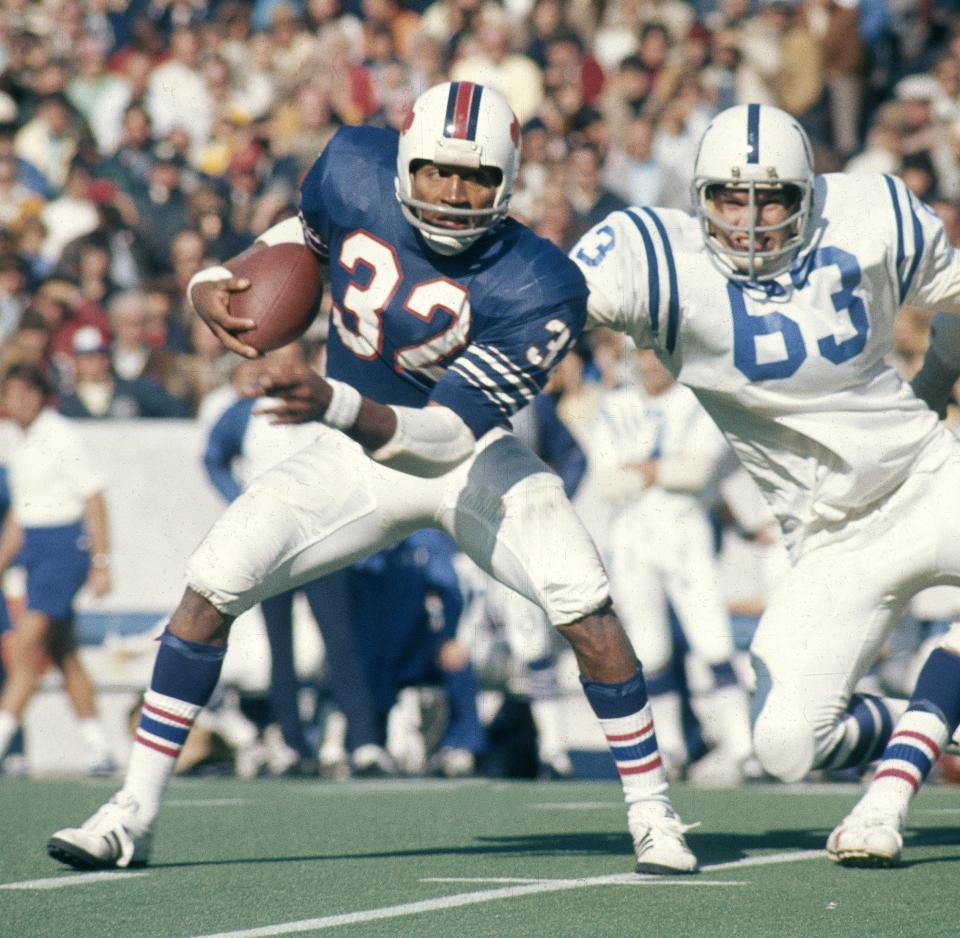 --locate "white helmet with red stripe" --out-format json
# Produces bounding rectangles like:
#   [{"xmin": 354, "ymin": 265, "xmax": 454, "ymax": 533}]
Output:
[{"xmin": 396, "ymin": 81, "xmax": 521, "ymax": 255}]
